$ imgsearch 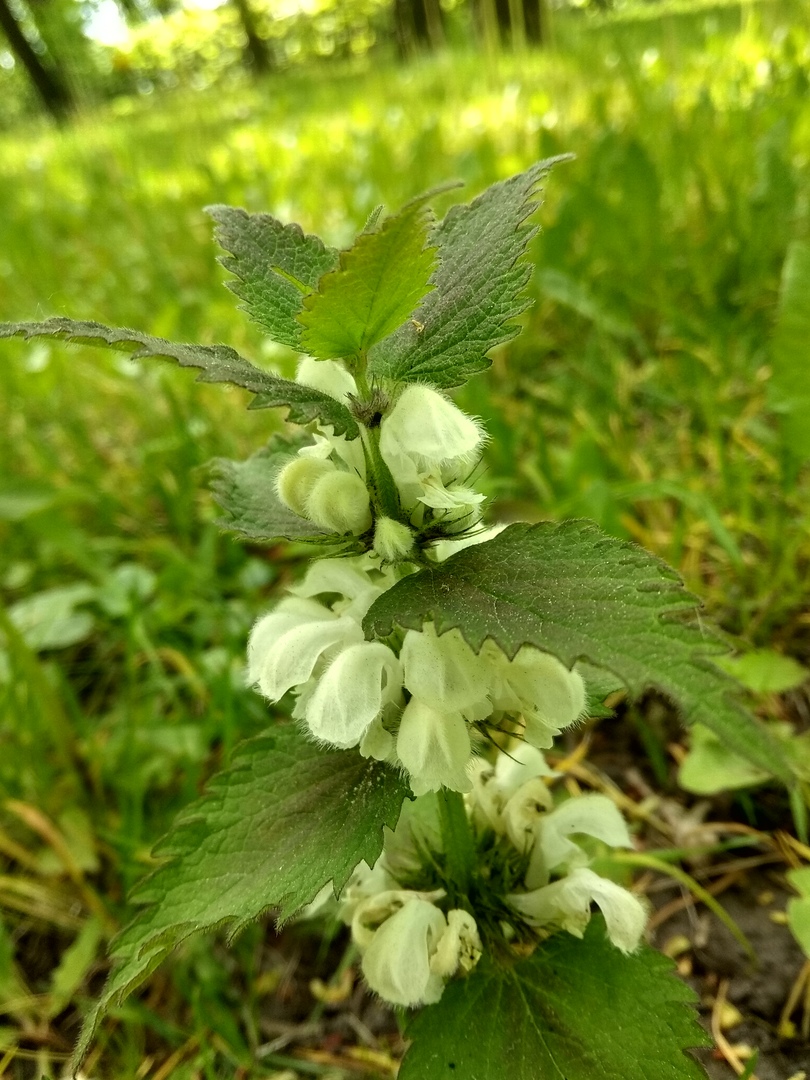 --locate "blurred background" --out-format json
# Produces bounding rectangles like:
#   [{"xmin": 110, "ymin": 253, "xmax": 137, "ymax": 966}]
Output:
[{"xmin": 1, "ymin": 0, "xmax": 809, "ymax": 1075}]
